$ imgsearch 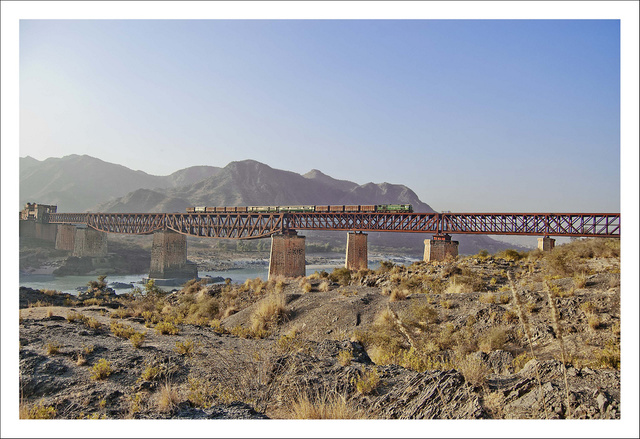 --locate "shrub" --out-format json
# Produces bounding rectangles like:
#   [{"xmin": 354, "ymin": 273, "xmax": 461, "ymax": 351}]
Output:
[
  {"xmin": 596, "ymin": 340, "xmax": 620, "ymax": 369},
  {"xmin": 440, "ymin": 299, "xmax": 454, "ymax": 309},
  {"xmin": 353, "ymin": 368, "xmax": 380, "ymax": 395},
  {"xmin": 329, "ymin": 267, "xmax": 352, "ymax": 286},
  {"xmin": 318, "ymin": 280, "xmax": 331, "ymax": 292},
  {"xmin": 110, "ymin": 322, "xmax": 136, "ymax": 339},
  {"xmin": 129, "ymin": 332, "xmax": 146, "ymax": 348},
  {"xmin": 90, "ymin": 359, "xmax": 113, "ymax": 380},
  {"xmin": 66, "ymin": 311, "xmax": 85, "ymax": 322},
  {"xmin": 495, "ymin": 249, "xmax": 526, "ymax": 261},
  {"xmin": 155, "ymin": 321, "xmax": 180, "ymax": 335},
  {"xmin": 84, "ymin": 317, "xmax": 102, "ymax": 329},
  {"xmin": 175, "ymin": 339, "xmax": 197, "ymax": 356},
  {"xmin": 338, "ymin": 350, "xmax": 353, "ymax": 366},
  {"xmin": 20, "ymin": 400, "xmax": 56, "ymax": 419},
  {"xmin": 140, "ymin": 364, "xmax": 162, "ymax": 382}
]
